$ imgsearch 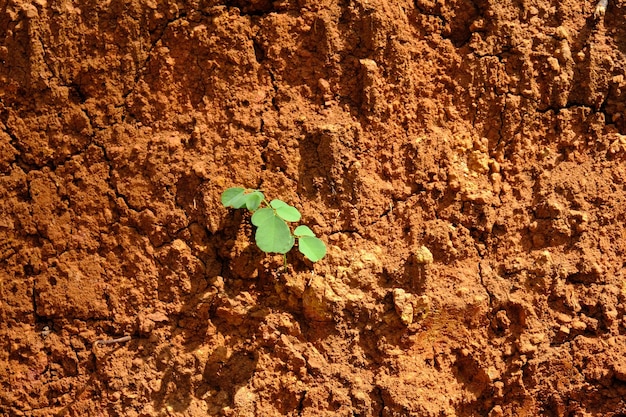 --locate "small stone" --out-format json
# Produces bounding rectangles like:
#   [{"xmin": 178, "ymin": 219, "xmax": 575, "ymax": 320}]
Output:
[
  {"xmin": 486, "ymin": 366, "xmax": 500, "ymax": 381},
  {"xmin": 468, "ymin": 150, "xmax": 490, "ymax": 173},
  {"xmin": 393, "ymin": 288, "xmax": 414, "ymax": 326},
  {"xmin": 303, "ymin": 346, "xmax": 328, "ymax": 375},
  {"xmin": 233, "ymin": 386, "xmax": 257, "ymax": 414},
  {"xmin": 413, "ymin": 246, "xmax": 433, "ymax": 264},
  {"xmin": 318, "ymin": 78, "xmax": 331, "ymax": 93},
  {"xmin": 489, "ymin": 405, "xmax": 504, "ymax": 417},
  {"xmin": 193, "ymin": 347, "xmax": 209, "ymax": 362},
  {"xmin": 555, "ymin": 312, "xmax": 572, "ymax": 323},
  {"xmin": 494, "ymin": 310, "xmax": 511, "ymax": 330}
]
